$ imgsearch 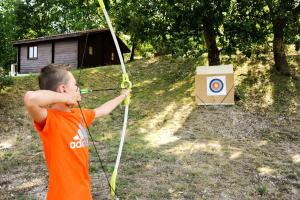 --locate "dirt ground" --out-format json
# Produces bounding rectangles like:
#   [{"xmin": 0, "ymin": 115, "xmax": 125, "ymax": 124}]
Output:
[
  {"xmin": 1, "ymin": 102, "xmax": 299, "ymax": 199},
  {"xmin": 0, "ymin": 56, "xmax": 299, "ymax": 199}
]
